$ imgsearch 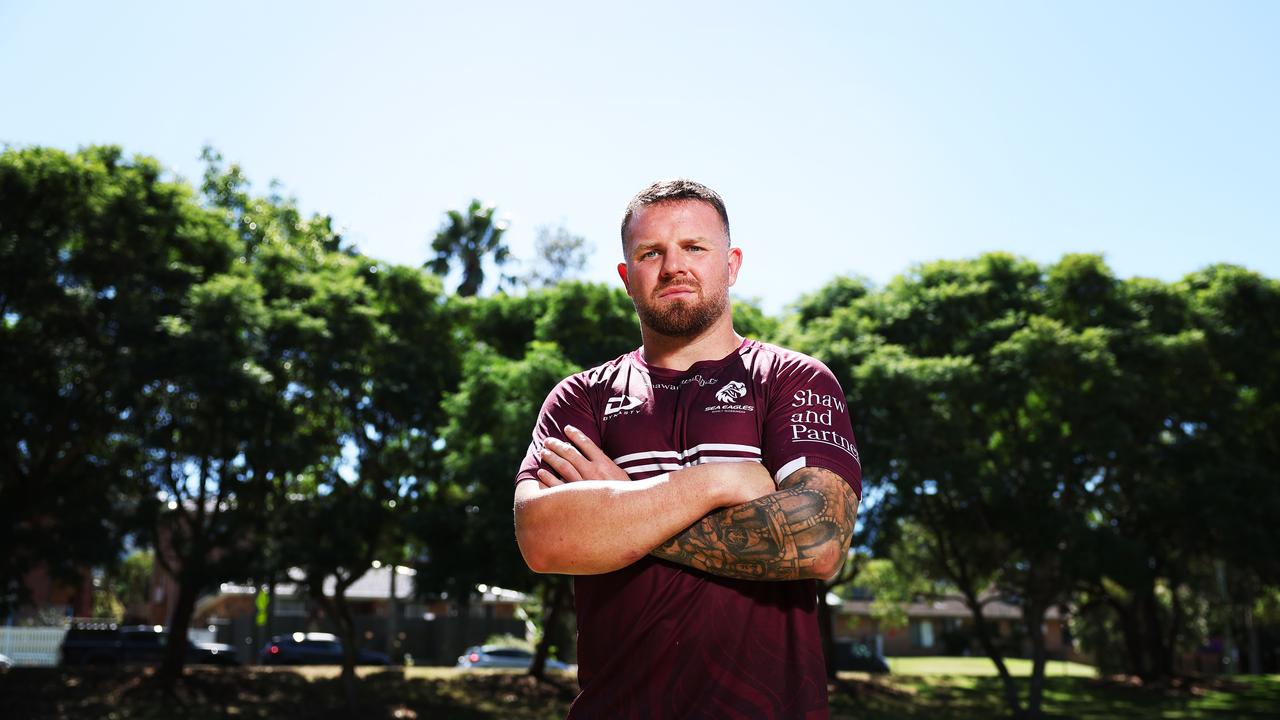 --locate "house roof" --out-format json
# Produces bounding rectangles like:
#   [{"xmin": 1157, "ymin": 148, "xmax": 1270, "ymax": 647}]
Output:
[
  {"xmin": 840, "ymin": 596, "xmax": 1062, "ymax": 621},
  {"xmin": 203, "ymin": 566, "xmax": 527, "ymax": 607},
  {"xmin": 213, "ymin": 565, "xmax": 418, "ymax": 601},
  {"xmin": 327, "ymin": 565, "xmax": 419, "ymax": 601}
]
